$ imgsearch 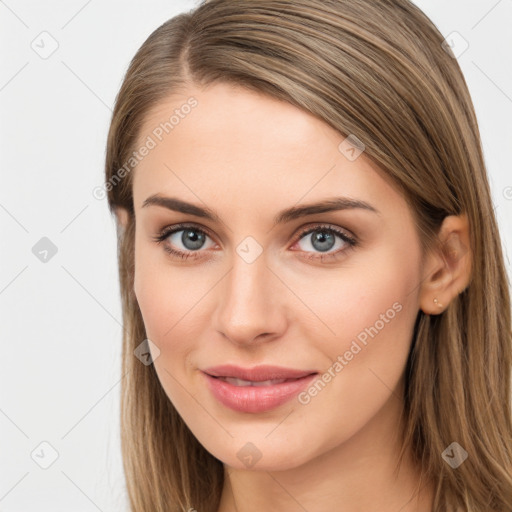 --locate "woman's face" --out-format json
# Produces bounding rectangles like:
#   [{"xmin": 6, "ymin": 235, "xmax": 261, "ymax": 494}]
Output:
[{"xmin": 131, "ymin": 82, "xmax": 426, "ymax": 471}]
